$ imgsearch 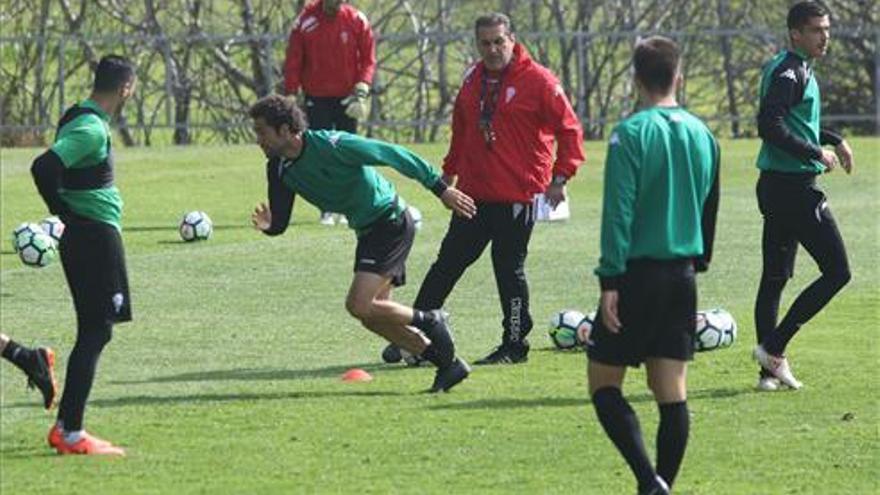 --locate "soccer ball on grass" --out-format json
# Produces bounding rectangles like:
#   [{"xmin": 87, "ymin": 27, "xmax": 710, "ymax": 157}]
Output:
[
  {"xmin": 694, "ymin": 308, "xmax": 737, "ymax": 352},
  {"xmin": 179, "ymin": 211, "xmax": 213, "ymax": 242}
]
